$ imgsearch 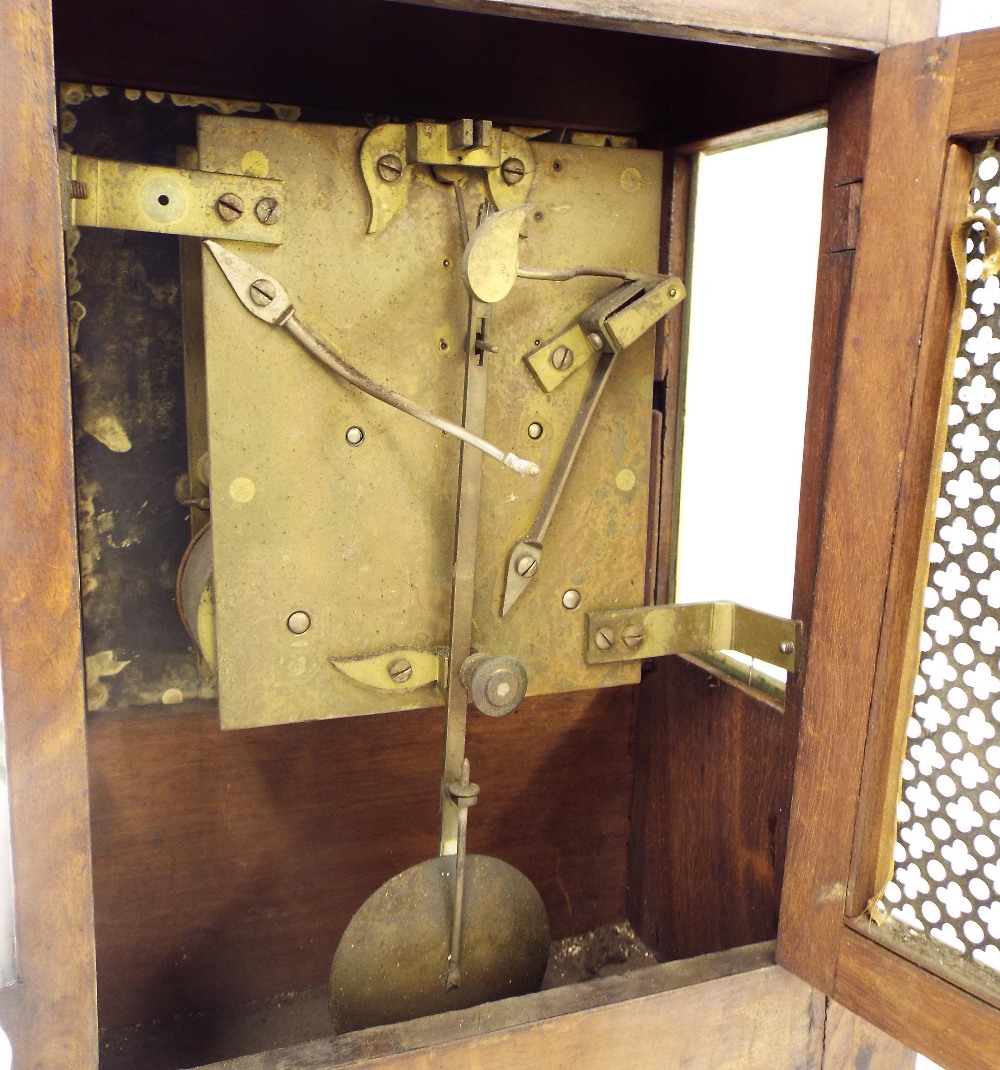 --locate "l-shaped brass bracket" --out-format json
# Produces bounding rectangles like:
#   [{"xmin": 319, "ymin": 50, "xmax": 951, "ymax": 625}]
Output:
[{"xmin": 585, "ymin": 601, "xmax": 803, "ymax": 673}]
